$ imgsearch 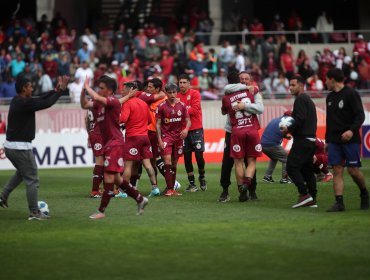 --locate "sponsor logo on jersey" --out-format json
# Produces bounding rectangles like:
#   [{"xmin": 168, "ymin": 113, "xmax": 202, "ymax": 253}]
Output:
[{"xmin": 164, "ymin": 117, "xmax": 182, "ymax": 123}]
